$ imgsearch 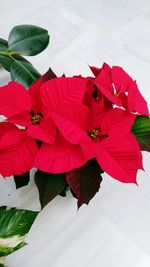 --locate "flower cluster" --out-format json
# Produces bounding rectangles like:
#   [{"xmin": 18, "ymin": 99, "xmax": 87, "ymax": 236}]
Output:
[{"xmin": 0, "ymin": 63, "xmax": 149, "ymax": 184}]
